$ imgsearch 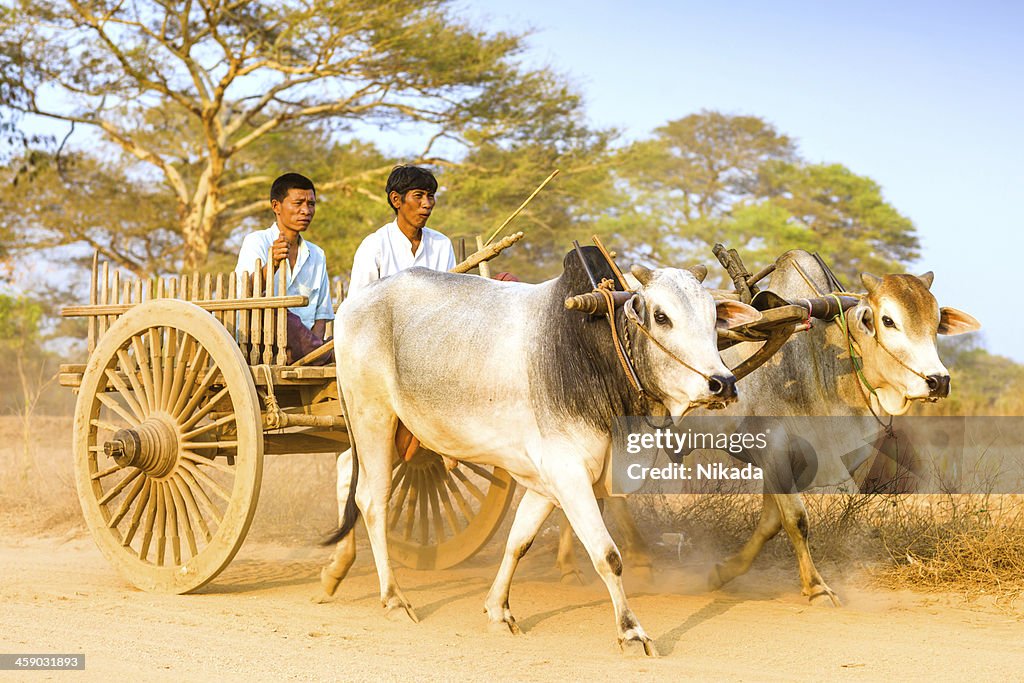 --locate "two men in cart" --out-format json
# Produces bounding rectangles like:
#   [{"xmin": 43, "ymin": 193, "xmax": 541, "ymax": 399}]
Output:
[{"xmin": 234, "ymin": 166, "xmax": 456, "ymax": 343}]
